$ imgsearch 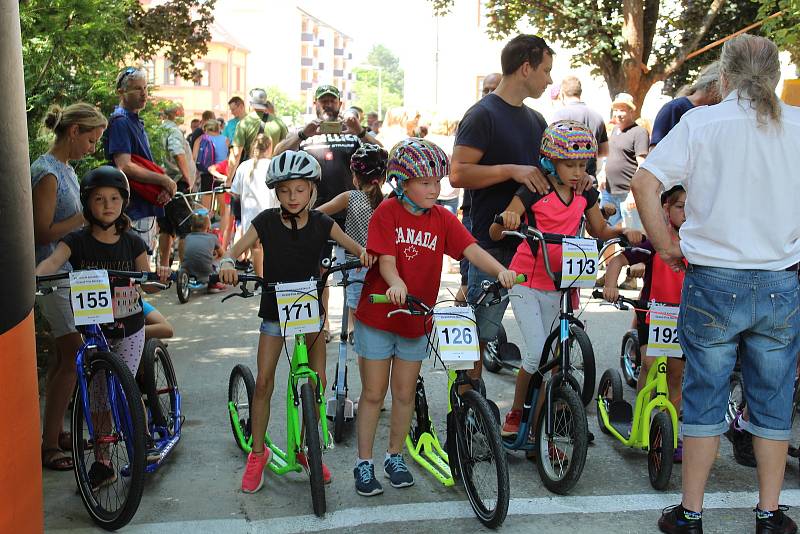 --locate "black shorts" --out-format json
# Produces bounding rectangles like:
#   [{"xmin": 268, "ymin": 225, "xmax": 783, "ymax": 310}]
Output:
[
  {"xmin": 230, "ymin": 196, "xmax": 242, "ymax": 223},
  {"xmin": 200, "ymin": 171, "xmax": 223, "ymax": 193},
  {"xmin": 636, "ymin": 310, "xmax": 650, "ymax": 346},
  {"xmin": 157, "ymin": 193, "xmax": 192, "ymax": 237}
]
